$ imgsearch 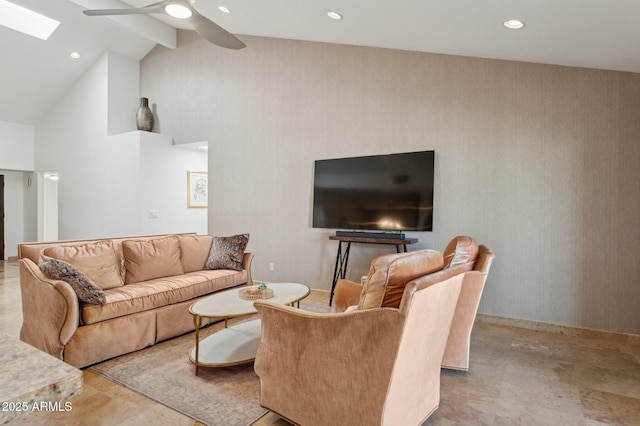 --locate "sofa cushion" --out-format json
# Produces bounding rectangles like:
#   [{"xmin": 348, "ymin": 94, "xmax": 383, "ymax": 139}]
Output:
[
  {"xmin": 358, "ymin": 249, "xmax": 444, "ymax": 310},
  {"xmin": 179, "ymin": 234, "xmax": 213, "ymax": 273},
  {"xmin": 111, "ymin": 234, "xmax": 194, "ymax": 282},
  {"xmin": 442, "ymin": 236, "xmax": 479, "ymax": 269},
  {"xmin": 38, "ymin": 255, "xmax": 106, "ymax": 305},
  {"xmin": 42, "ymin": 240, "xmax": 124, "ymax": 290},
  {"xmin": 80, "ymin": 269, "xmax": 248, "ymax": 325},
  {"xmin": 122, "ymin": 236, "xmax": 184, "ymax": 284},
  {"xmin": 204, "ymin": 234, "xmax": 249, "ymax": 271}
]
